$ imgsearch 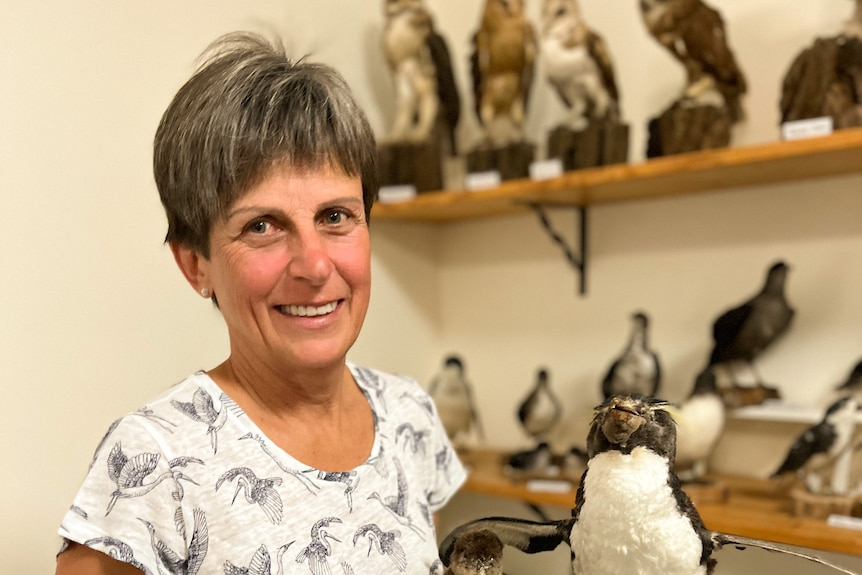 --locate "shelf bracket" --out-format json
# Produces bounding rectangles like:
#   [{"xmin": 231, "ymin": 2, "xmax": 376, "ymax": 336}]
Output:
[{"xmin": 528, "ymin": 203, "xmax": 588, "ymax": 296}]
